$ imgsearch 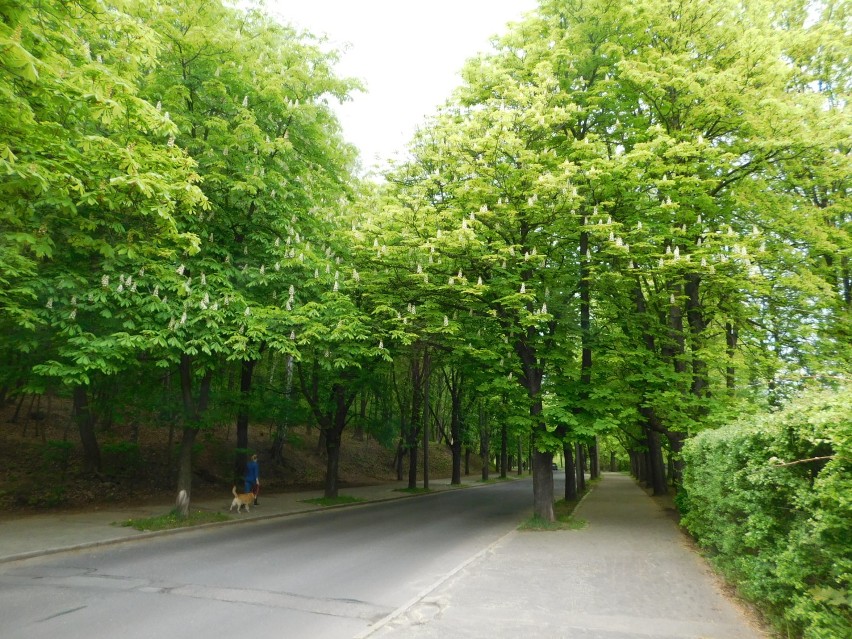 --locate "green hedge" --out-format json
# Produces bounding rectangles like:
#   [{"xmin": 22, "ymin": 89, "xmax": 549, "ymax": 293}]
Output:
[{"xmin": 680, "ymin": 387, "xmax": 851, "ymax": 639}]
